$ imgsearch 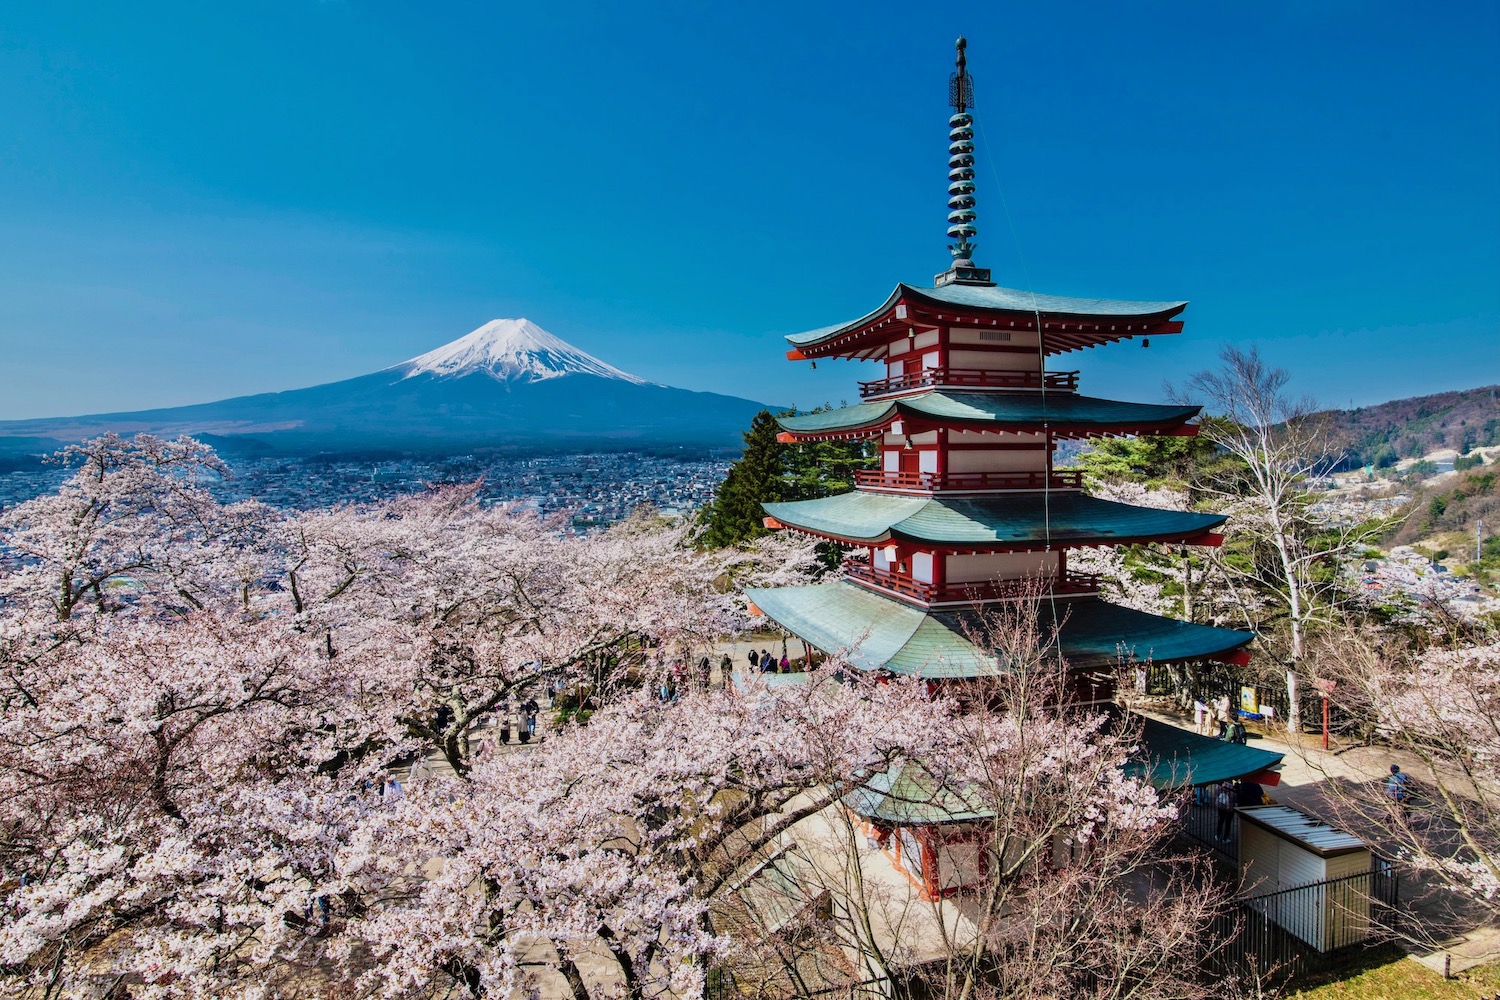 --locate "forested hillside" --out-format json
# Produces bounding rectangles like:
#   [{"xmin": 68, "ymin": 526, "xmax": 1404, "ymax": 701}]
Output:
[{"xmin": 1311, "ymin": 384, "xmax": 1500, "ymax": 470}]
